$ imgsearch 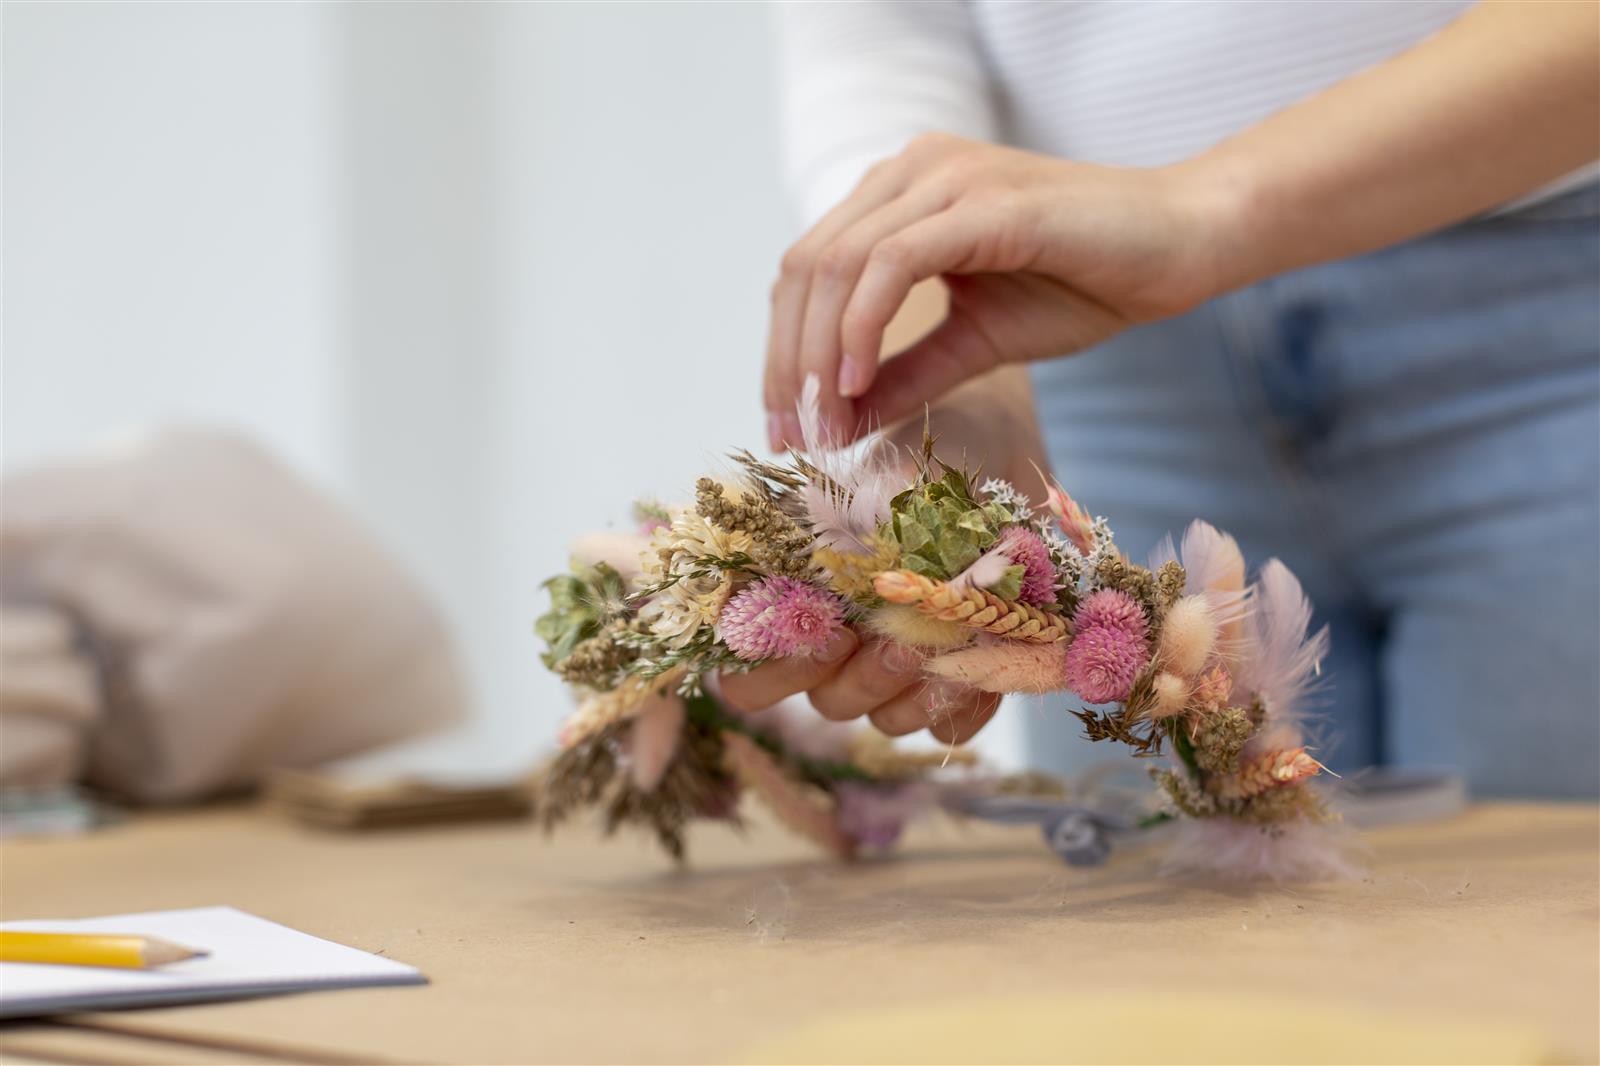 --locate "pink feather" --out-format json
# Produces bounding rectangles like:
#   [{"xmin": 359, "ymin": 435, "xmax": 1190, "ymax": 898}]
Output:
[
  {"xmin": 795, "ymin": 374, "xmax": 901, "ymax": 555},
  {"xmin": 1160, "ymin": 815, "xmax": 1364, "ymax": 882},
  {"xmin": 625, "ymin": 691, "xmax": 685, "ymax": 792},
  {"xmin": 948, "ymin": 541, "xmax": 1016, "ymax": 594},
  {"xmin": 1148, "ymin": 520, "xmax": 1248, "ymax": 642},
  {"xmin": 1236, "ymin": 559, "xmax": 1330, "ymax": 736}
]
